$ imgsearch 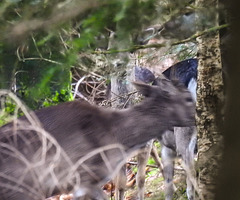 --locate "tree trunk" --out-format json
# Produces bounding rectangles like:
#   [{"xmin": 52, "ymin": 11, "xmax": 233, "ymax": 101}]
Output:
[
  {"xmin": 107, "ymin": 27, "xmax": 135, "ymax": 109},
  {"xmin": 195, "ymin": 0, "xmax": 224, "ymax": 199},
  {"xmin": 215, "ymin": 0, "xmax": 240, "ymax": 199}
]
